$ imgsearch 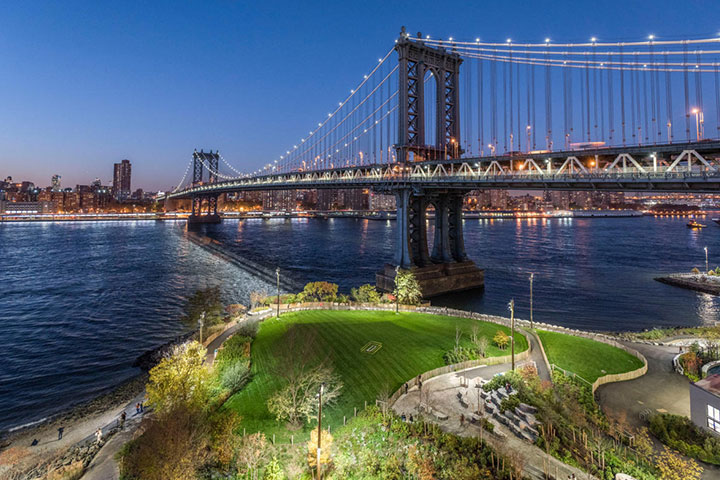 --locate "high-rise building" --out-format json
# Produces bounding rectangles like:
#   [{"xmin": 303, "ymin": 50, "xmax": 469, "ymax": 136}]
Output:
[
  {"xmin": 51, "ymin": 175, "xmax": 61, "ymax": 192},
  {"xmin": 112, "ymin": 159, "xmax": 132, "ymax": 200}
]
